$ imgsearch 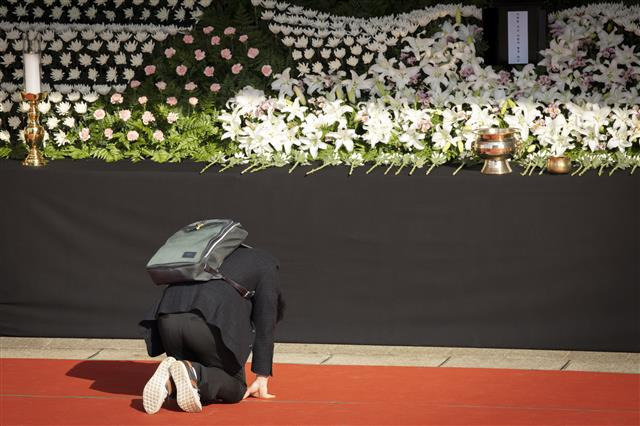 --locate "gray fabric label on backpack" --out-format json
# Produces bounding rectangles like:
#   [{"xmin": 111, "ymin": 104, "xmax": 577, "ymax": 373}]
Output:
[{"xmin": 182, "ymin": 251, "xmax": 197, "ymax": 258}]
